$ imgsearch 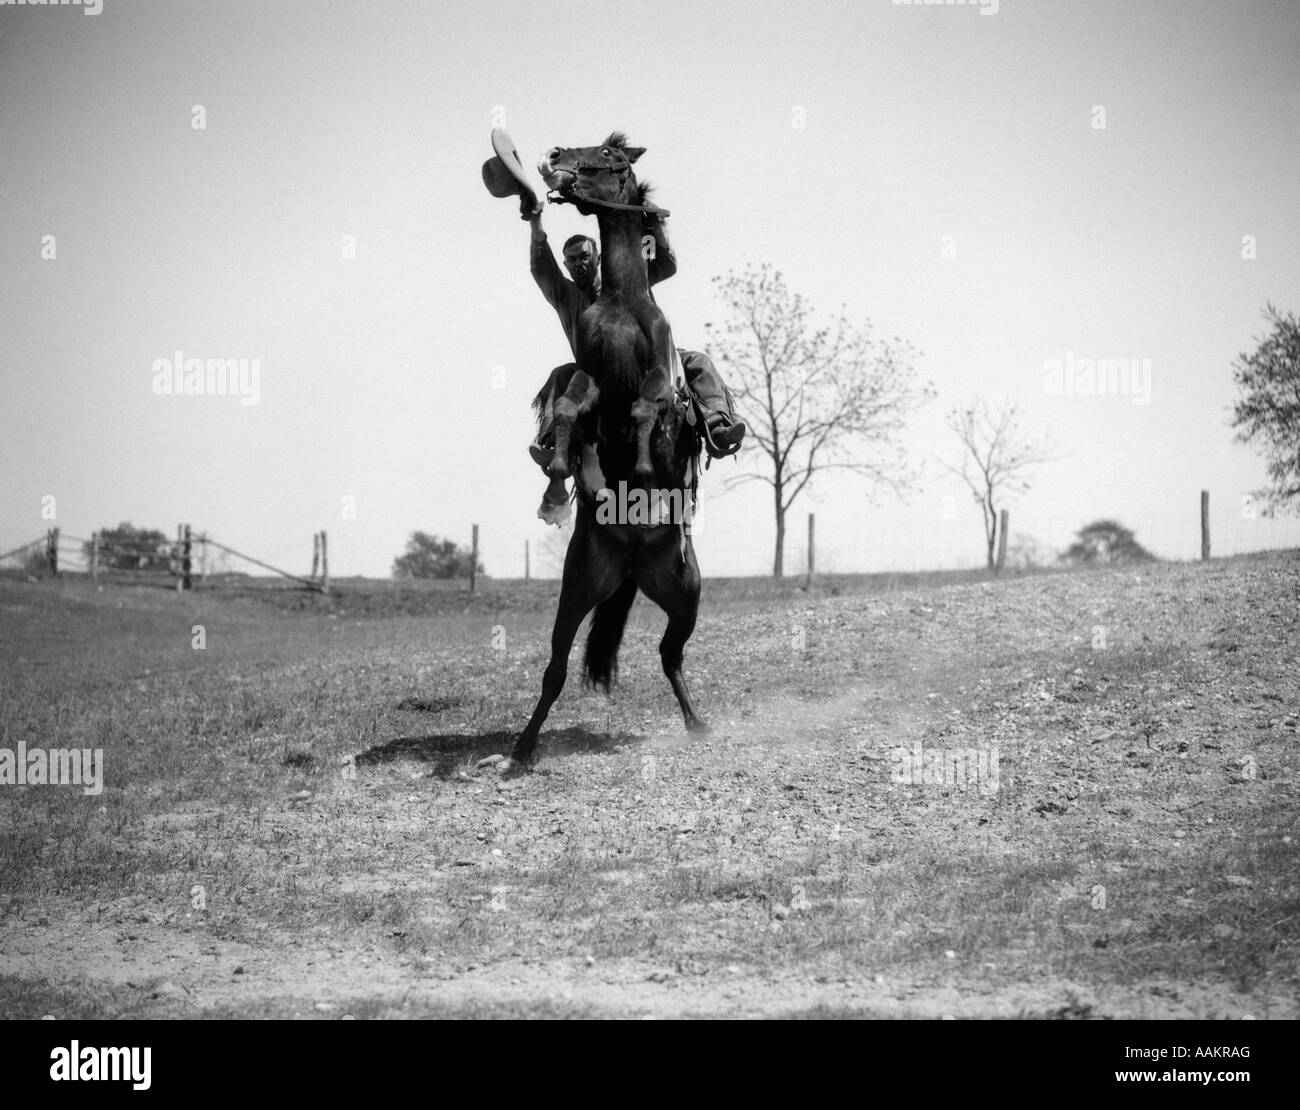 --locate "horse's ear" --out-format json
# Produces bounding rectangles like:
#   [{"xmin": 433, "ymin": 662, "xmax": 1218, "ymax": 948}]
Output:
[{"xmin": 623, "ymin": 146, "xmax": 646, "ymax": 163}]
